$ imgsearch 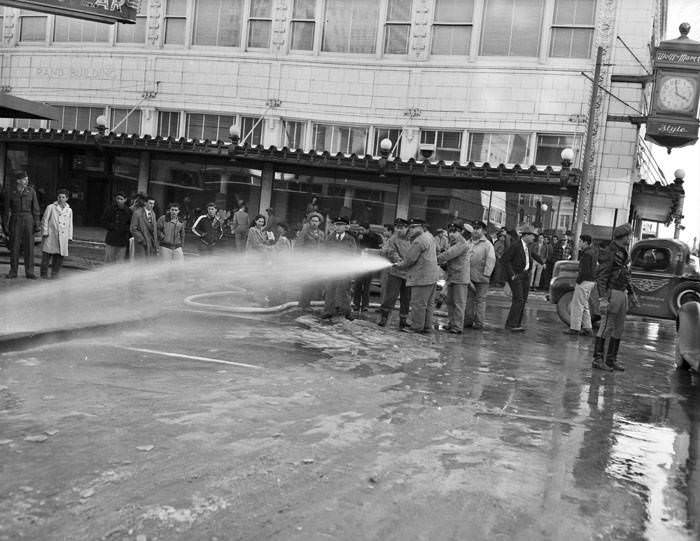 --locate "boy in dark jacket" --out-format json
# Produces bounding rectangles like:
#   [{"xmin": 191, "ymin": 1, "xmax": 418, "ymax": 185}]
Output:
[
  {"xmin": 192, "ymin": 202, "xmax": 224, "ymax": 252},
  {"xmin": 102, "ymin": 192, "xmax": 133, "ymax": 263}
]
